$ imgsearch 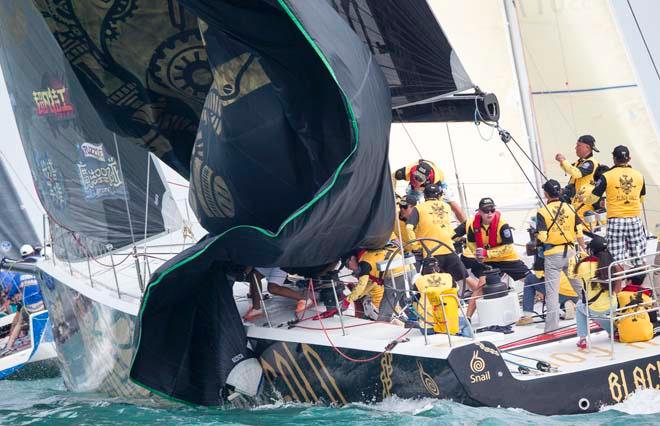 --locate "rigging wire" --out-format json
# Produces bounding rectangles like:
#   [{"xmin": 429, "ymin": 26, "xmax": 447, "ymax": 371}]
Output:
[
  {"xmin": 395, "ymin": 109, "xmax": 423, "ymax": 158},
  {"xmin": 626, "ymin": 0, "xmax": 660, "ymax": 83}
]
